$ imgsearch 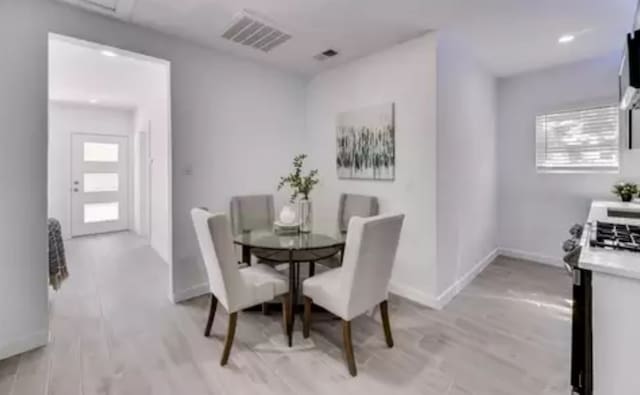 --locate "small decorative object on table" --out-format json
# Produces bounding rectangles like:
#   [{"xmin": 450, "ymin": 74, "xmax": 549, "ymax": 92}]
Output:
[
  {"xmin": 278, "ymin": 154, "xmax": 319, "ymax": 233},
  {"xmin": 275, "ymin": 204, "xmax": 299, "ymax": 235},
  {"xmin": 612, "ymin": 182, "xmax": 639, "ymax": 202}
]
